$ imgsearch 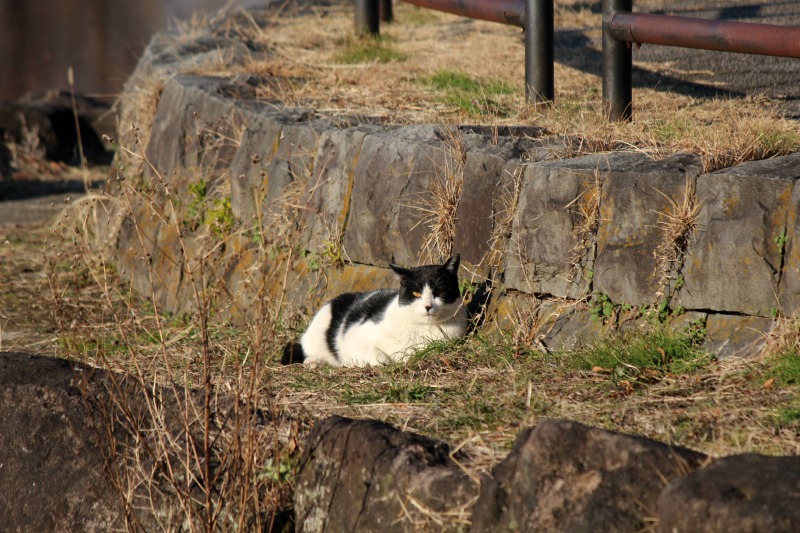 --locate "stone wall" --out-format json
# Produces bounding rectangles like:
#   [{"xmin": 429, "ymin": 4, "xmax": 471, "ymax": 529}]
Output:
[{"xmin": 95, "ymin": 9, "xmax": 800, "ymax": 358}]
